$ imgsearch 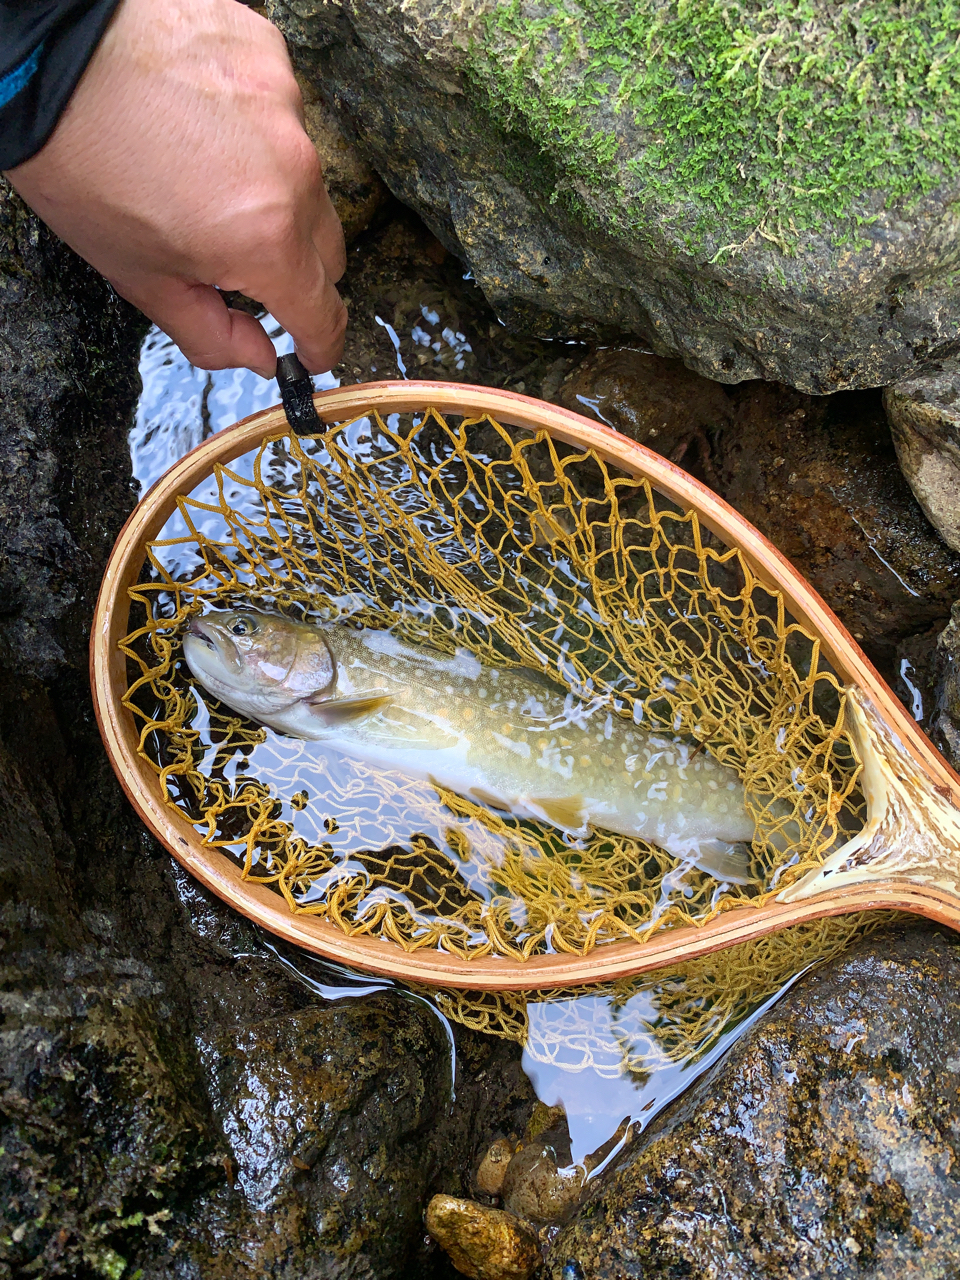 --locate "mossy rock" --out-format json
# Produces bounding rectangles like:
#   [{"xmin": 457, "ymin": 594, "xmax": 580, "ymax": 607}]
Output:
[{"xmin": 271, "ymin": 0, "xmax": 960, "ymax": 391}]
